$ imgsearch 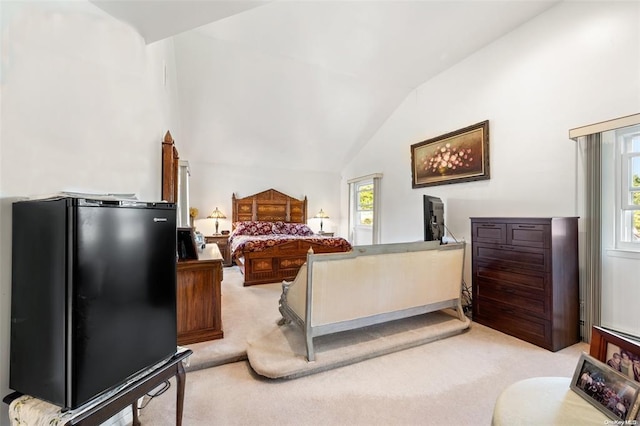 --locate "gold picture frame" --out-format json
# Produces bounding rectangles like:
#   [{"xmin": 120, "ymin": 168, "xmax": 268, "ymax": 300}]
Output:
[{"xmin": 411, "ymin": 120, "xmax": 490, "ymax": 188}]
